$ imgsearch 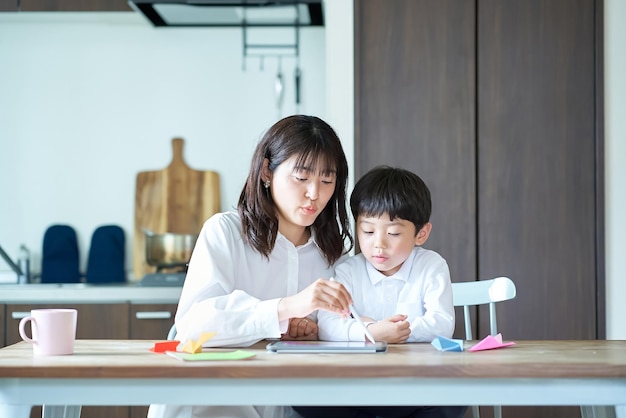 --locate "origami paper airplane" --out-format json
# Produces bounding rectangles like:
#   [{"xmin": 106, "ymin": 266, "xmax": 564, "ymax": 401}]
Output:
[
  {"xmin": 181, "ymin": 332, "xmax": 217, "ymax": 354},
  {"xmin": 468, "ymin": 333, "xmax": 515, "ymax": 352},
  {"xmin": 431, "ymin": 336, "xmax": 464, "ymax": 352}
]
